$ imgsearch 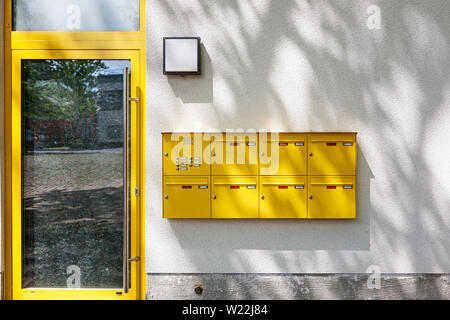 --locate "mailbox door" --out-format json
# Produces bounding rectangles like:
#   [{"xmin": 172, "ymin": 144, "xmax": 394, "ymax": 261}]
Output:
[
  {"xmin": 308, "ymin": 133, "xmax": 357, "ymax": 176},
  {"xmin": 260, "ymin": 176, "xmax": 307, "ymax": 219},
  {"xmin": 163, "ymin": 133, "xmax": 211, "ymax": 176},
  {"xmin": 163, "ymin": 176, "xmax": 211, "ymax": 218},
  {"xmin": 308, "ymin": 176, "xmax": 356, "ymax": 219},
  {"xmin": 212, "ymin": 176, "xmax": 259, "ymax": 218},
  {"xmin": 260, "ymin": 133, "xmax": 307, "ymax": 175},
  {"xmin": 210, "ymin": 134, "xmax": 258, "ymax": 176}
]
